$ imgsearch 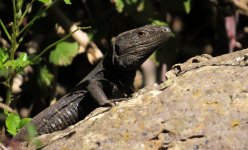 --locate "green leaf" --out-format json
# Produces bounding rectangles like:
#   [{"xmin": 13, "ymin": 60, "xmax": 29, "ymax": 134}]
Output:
[
  {"xmin": 17, "ymin": 0, "xmax": 23, "ymax": 10},
  {"xmin": 27, "ymin": 125, "xmax": 42, "ymax": 149},
  {"xmin": 5, "ymin": 113, "xmax": 21, "ymax": 136},
  {"xmin": 18, "ymin": 118, "xmax": 32, "ymax": 129},
  {"xmin": 49, "ymin": 41, "xmax": 78, "ymax": 66},
  {"xmin": 64, "ymin": 0, "xmax": 72, "ymax": 5},
  {"xmin": 27, "ymin": 124, "xmax": 38, "ymax": 139},
  {"xmin": 4, "ymin": 52, "xmax": 30, "ymax": 71},
  {"xmin": 183, "ymin": 0, "xmax": 191, "ymax": 14},
  {"xmin": 0, "ymin": 49, "xmax": 9, "ymax": 77},
  {"xmin": 151, "ymin": 20, "xmax": 168, "ymax": 26},
  {"xmin": 115, "ymin": 0, "xmax": 124, "ymax": 13},
  {"xmin": 0, "ymin": 69, "xmax": 8, "ymax": 78},
  {"xmin": 0, "ymin": 48, "xmax": 9, "ymax": 64},
  {"xmin": 39, "ymin": 0, "xmax": 52, "ymax": 4},
  {"xmin": 137, "ymin": 0, "xmax": 144, "ymax": 12},
  {"xmin": 38, "ymin": 66, "xmax": 54, "ymax": 87}
]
